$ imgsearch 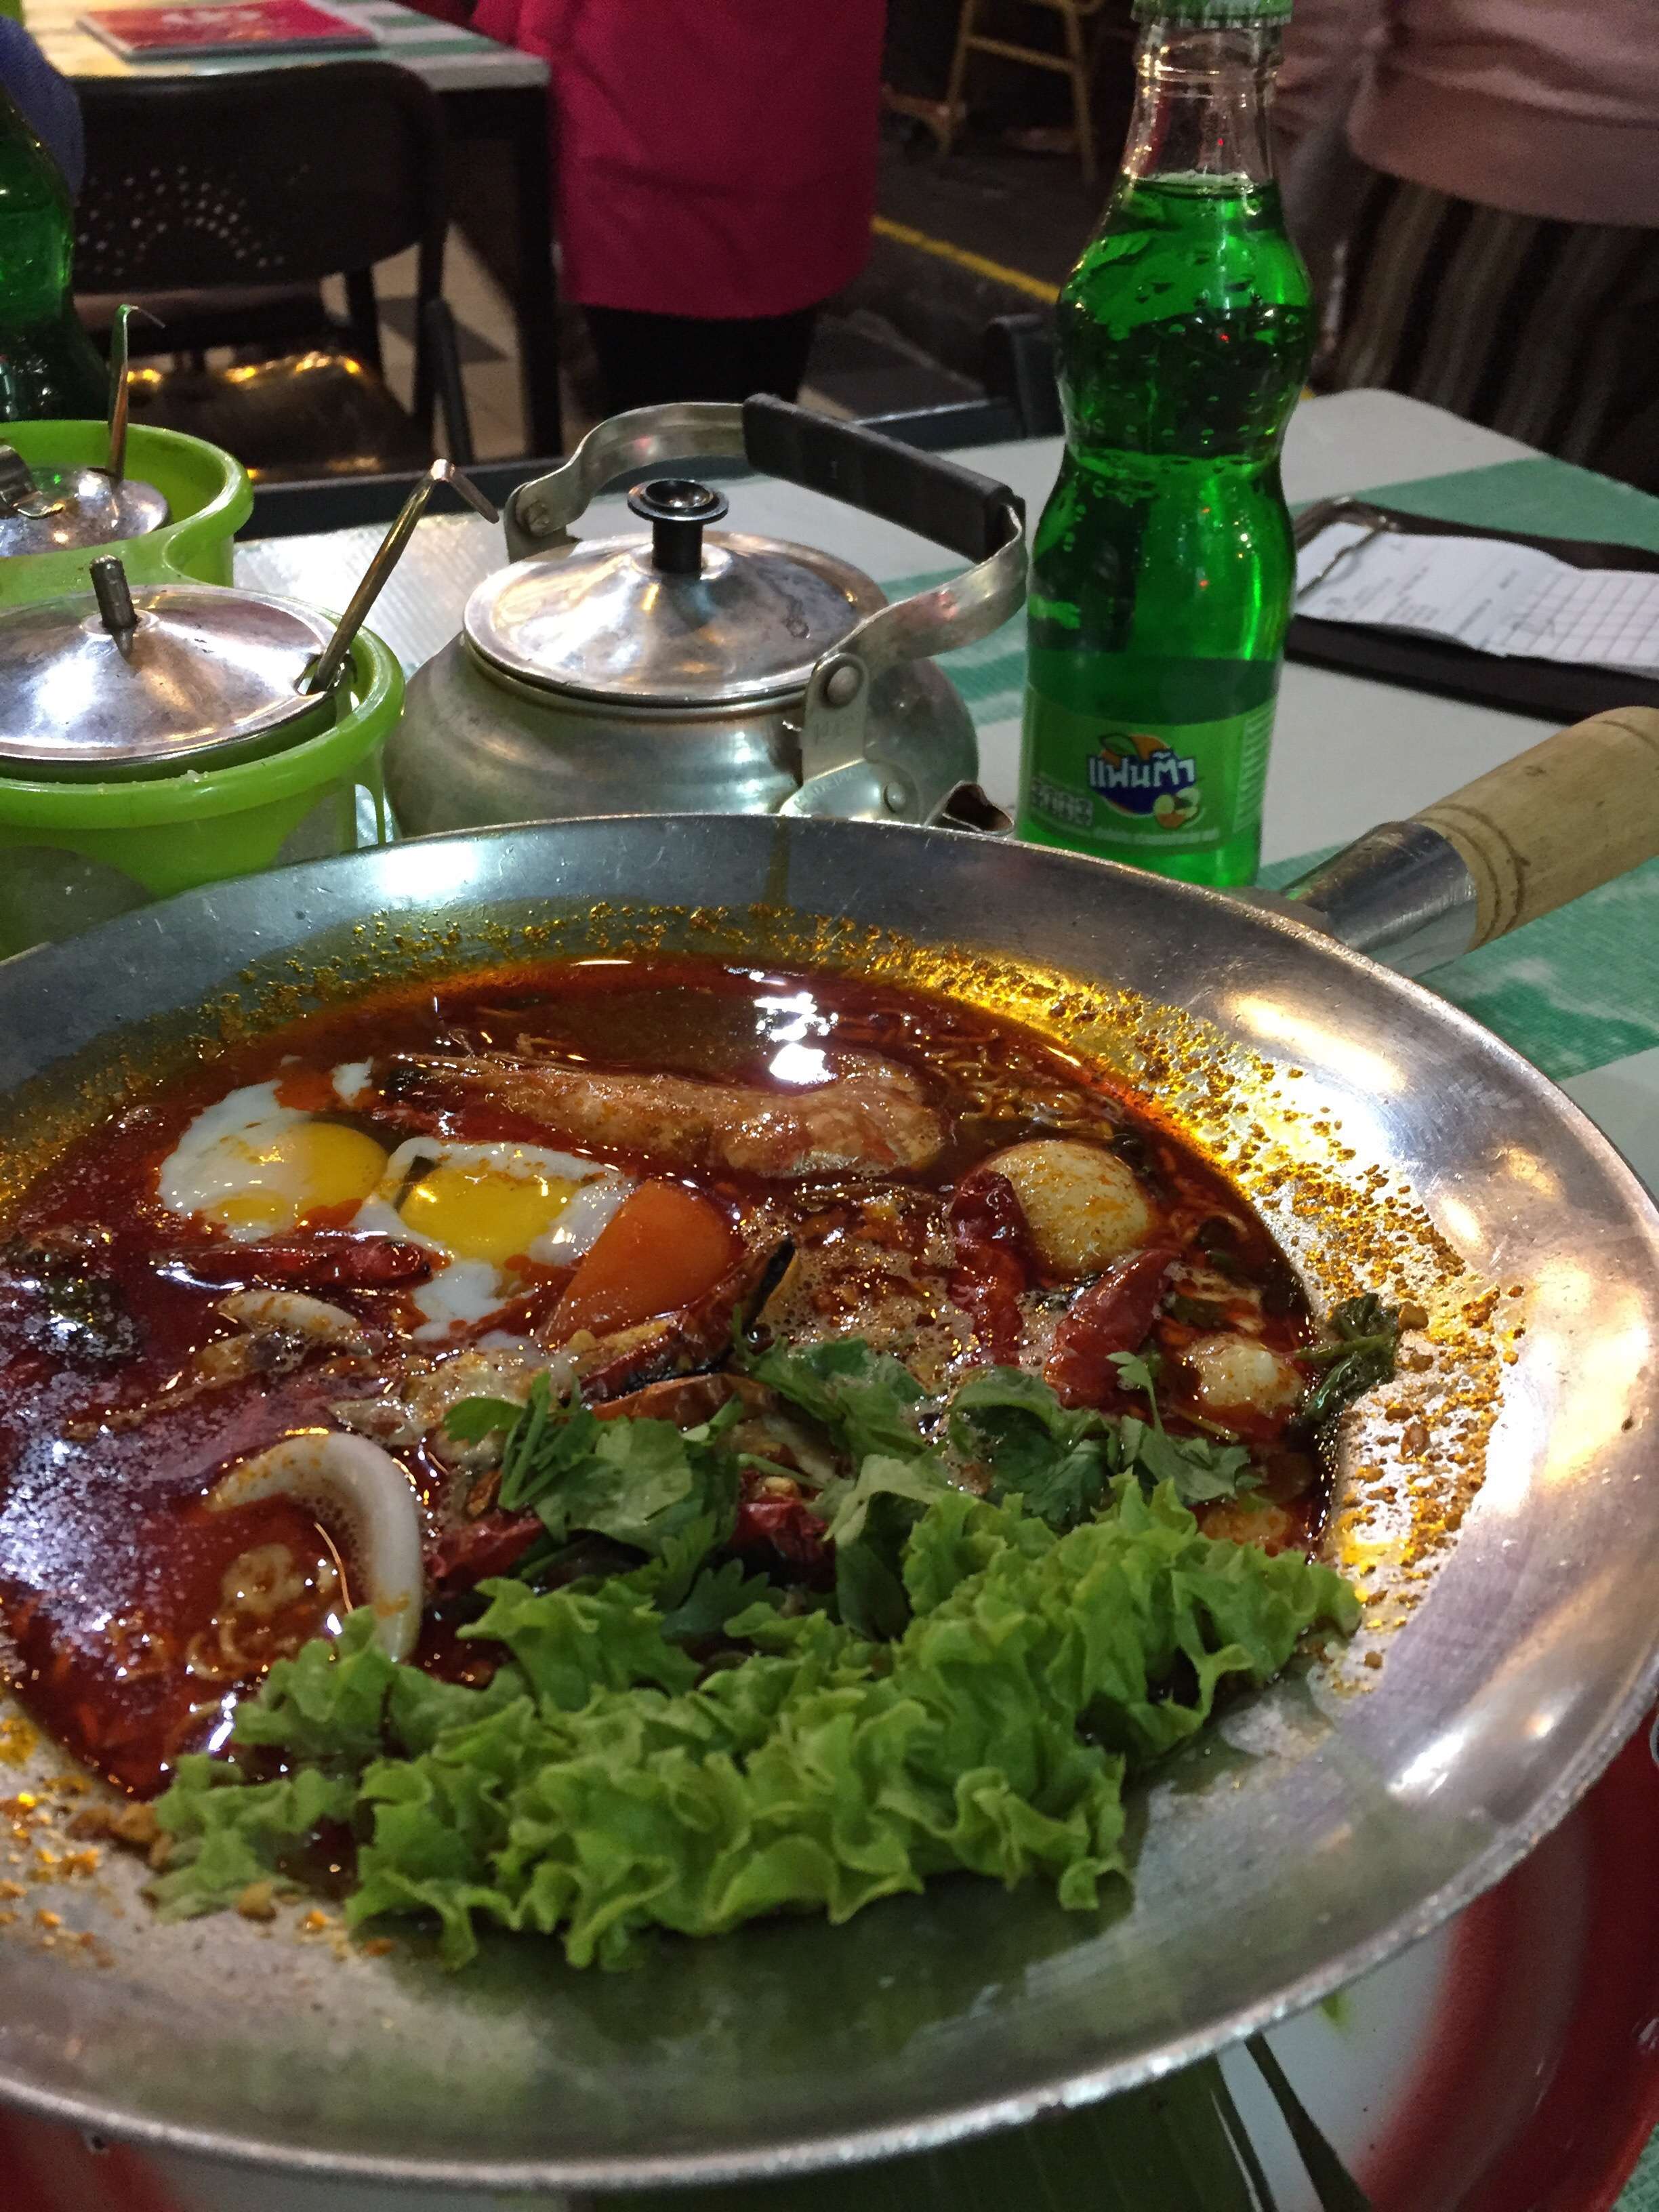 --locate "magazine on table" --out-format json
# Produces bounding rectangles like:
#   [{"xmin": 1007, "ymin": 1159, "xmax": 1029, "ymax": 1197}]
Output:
[{"xmin": 77, "ymin": 1, "xmax": 375, "ymax": 60}]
